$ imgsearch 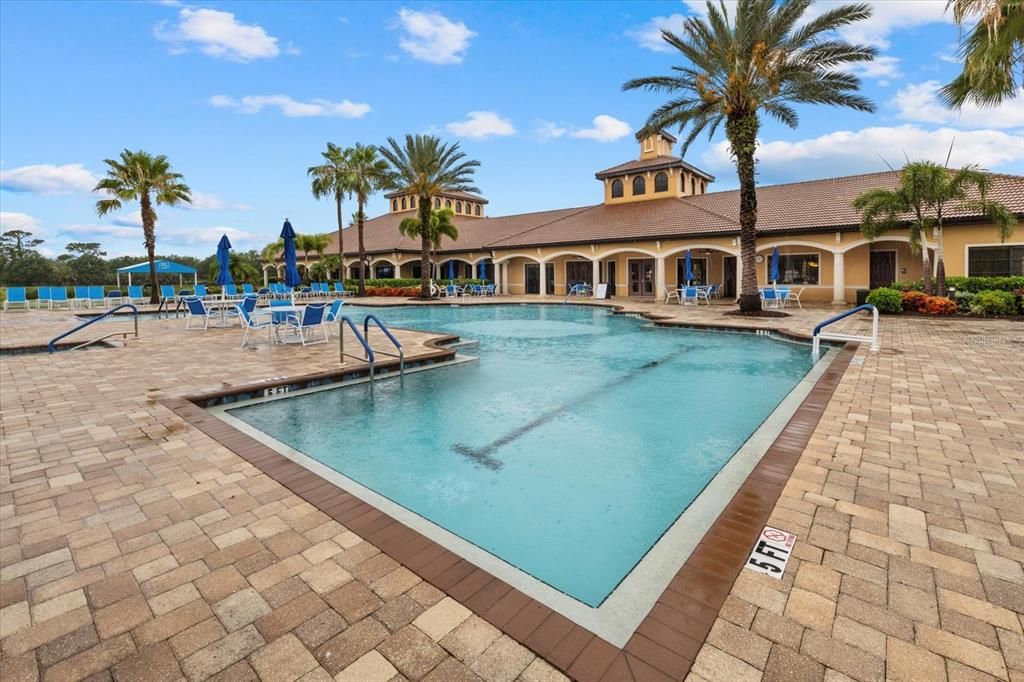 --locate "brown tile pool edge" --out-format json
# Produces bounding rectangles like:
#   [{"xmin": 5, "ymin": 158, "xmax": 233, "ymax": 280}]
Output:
[{"xmin": 162, "ymin": 340, "xmax": 856, "ymax": 682}]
